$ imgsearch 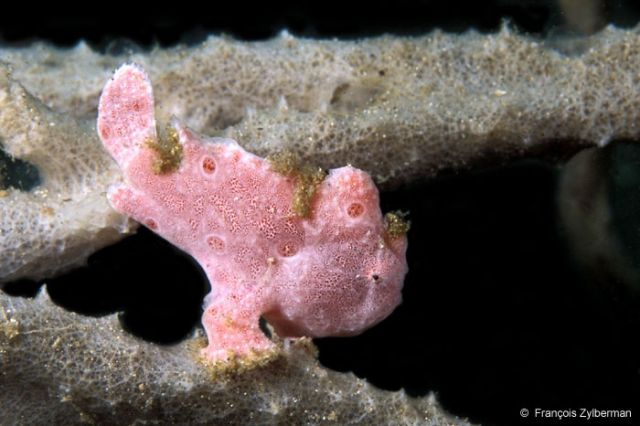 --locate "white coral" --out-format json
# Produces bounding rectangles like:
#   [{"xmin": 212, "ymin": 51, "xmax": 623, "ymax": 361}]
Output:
[
  {"xmin": 0, "ymin": 65, "xmax": 132, "ymax": 282},
  {"xmin": 2, "ymin": 27, "xmax": 640, "ymax": 282},
  {"xmin": 0, "ymin": 289, "xmax": 471, "ymax": 425}
]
